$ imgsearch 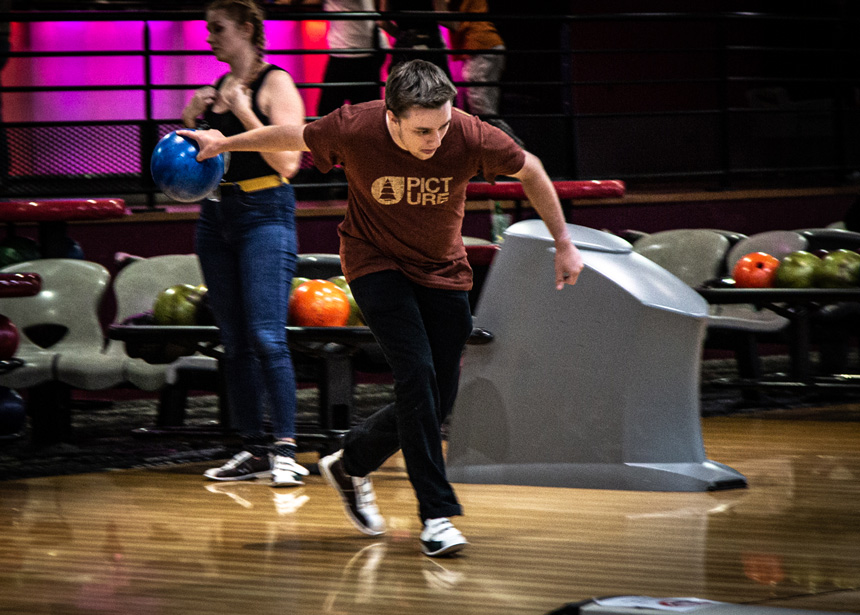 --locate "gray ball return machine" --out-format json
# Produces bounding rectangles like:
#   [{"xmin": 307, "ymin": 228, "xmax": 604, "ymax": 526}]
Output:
[{"xmin": 447, "ymin": 220, "xmax": 746, "ymax": 492}]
